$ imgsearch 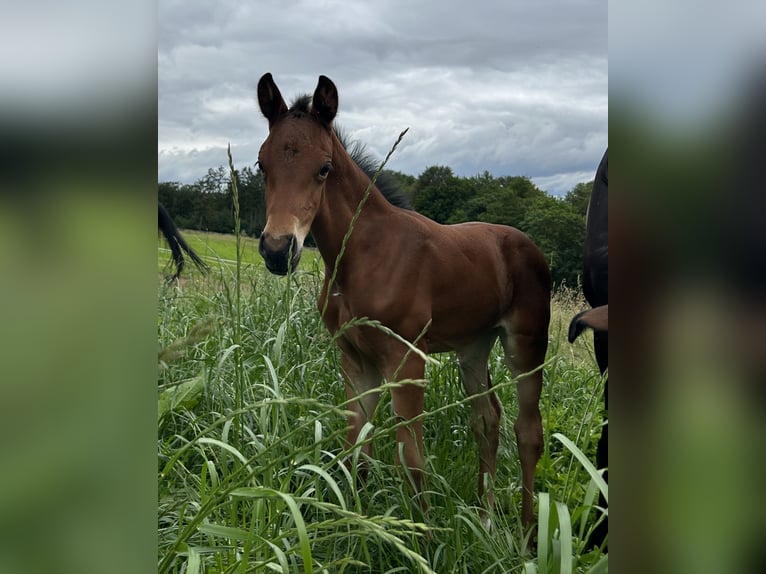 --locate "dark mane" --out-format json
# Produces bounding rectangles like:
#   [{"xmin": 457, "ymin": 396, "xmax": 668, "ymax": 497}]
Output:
[
  {"xmin": 288, "ymin": 94, "xmax": 312, "ymax": 115},
  {"xmin": 288, "ymin": 95, "xmax": 411, "ymax": 210}
]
